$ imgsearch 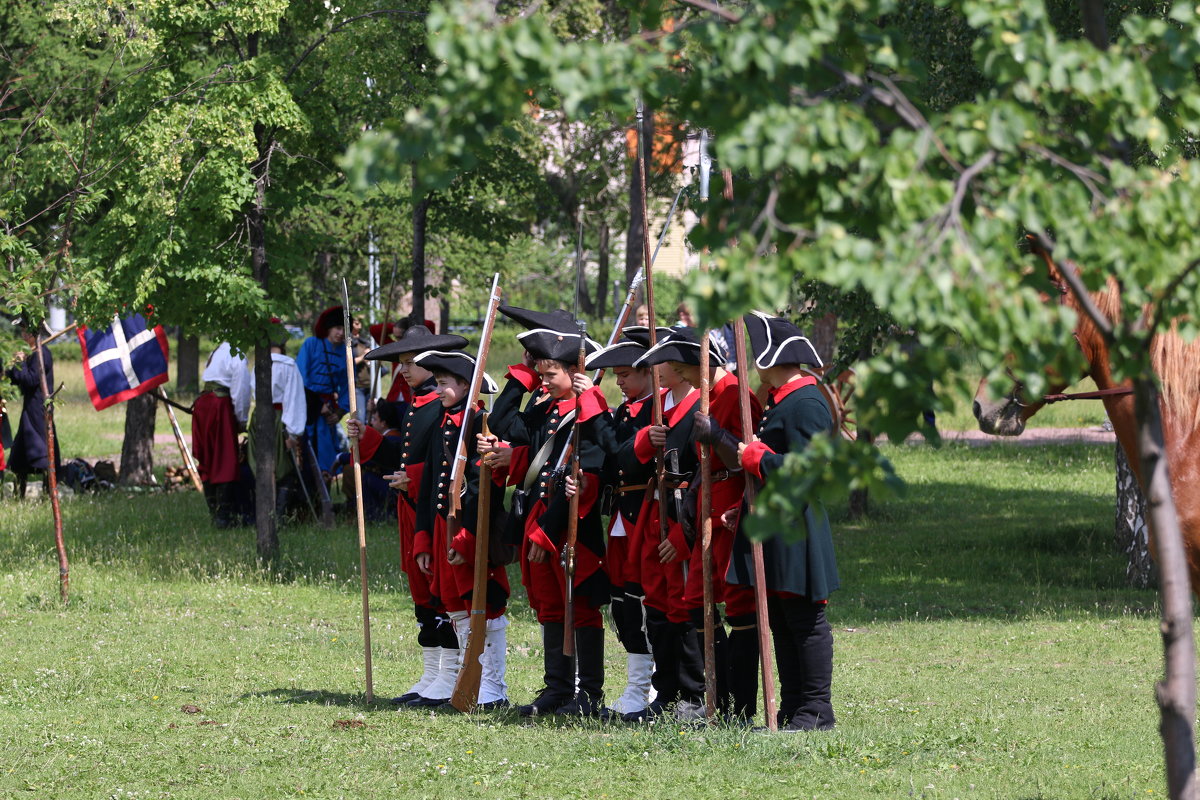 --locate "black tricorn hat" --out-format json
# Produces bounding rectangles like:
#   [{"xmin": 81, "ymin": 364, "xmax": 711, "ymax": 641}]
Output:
[
  {"xmin": 584, "ymin": 339, "xmax": 648, "ymax": 370},
  {"xmin": 743, "ymin": 311, "xmax": 823, "ymax": 369},
  {"xmin": 364, "ymin": 324, "xmax": 469, "ymax": 362},
  {"xmin": 412, "ymin": 350, "xmax": 498, "ymax": 393},
  {"xmin": 634, "ymin": 326, "xmax": 727, "ymax": 368},
  {"xmin": 517, "ymin": 328, "xmax": 602, "ymax": 363},
  {"xmin": 619, "ymin": 325, "xmax": 675, "ymax": 348},
  {"xmin": 499, "ymin": 305, "xmax": 579, "ymax": 333},
  {"xmin": 314, "ymin": 306, "xmax": 353, "ymax": 338}
]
